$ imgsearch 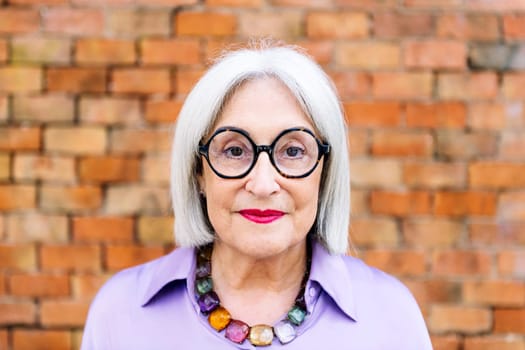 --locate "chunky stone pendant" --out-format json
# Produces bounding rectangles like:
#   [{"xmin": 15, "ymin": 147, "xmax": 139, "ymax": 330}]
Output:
[
  {"xmin": 208, "ymin": 306, "xmax": 231, "ymax": 331},
  {"xmin": 195, "ymin": 277, "xmax": 213, "ymax": 295},
  {"xmin": 195, "ymin": 260, "xmax": 211, "ymax": 278},
  {"xmin": 287, "ymin": 306, "xmax": 307, "ymax": 326},
  {"xmin": 197, "ymin": 291, "xmax": 220, "ymax": 314},
  {"xmin": 249, "ymin": 324, "xmax": 274, "ymax": 346},
  {"xmin": 225, "ymin": 319, "xmax": 250, "ymax": 344},
  {"xmin": 273, "ymin": 320, "xmax": 297, "ymax": 344}
]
